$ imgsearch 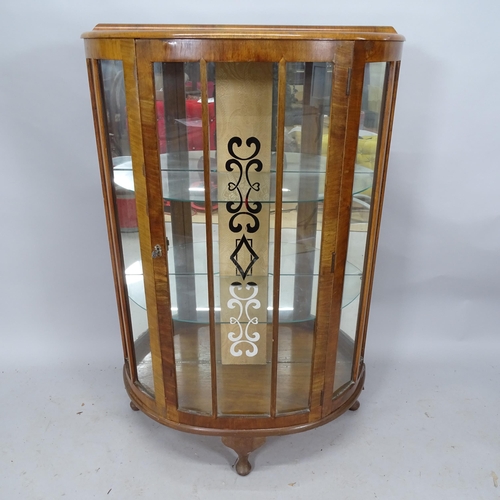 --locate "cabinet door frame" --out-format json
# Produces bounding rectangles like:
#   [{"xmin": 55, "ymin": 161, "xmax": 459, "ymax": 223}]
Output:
[{"xmin": 135, "ymin": 37, "xmax": 350, "ymax": 430}]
